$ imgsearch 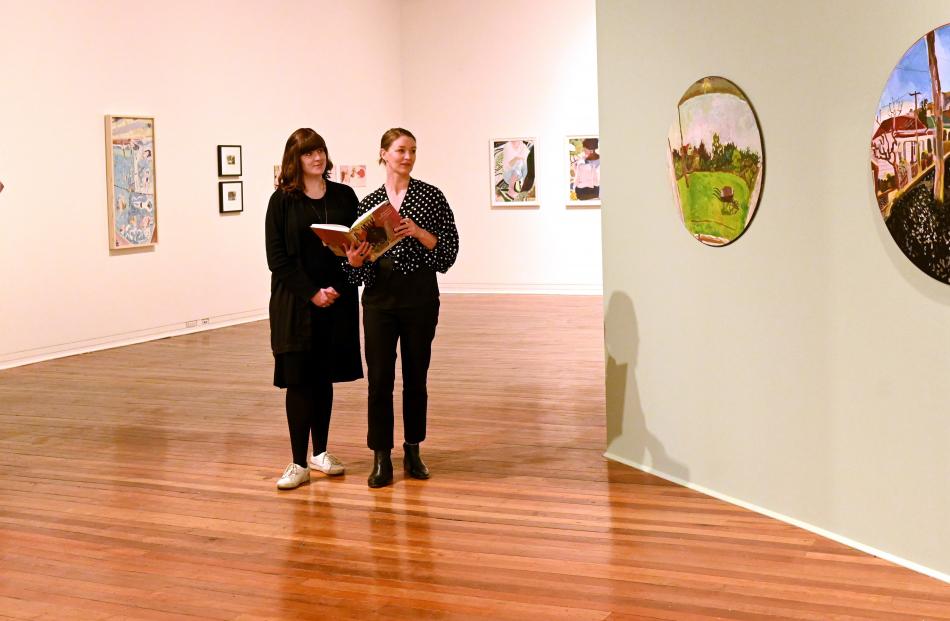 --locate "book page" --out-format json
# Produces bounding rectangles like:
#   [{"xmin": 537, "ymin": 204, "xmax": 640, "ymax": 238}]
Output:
[
  {"xmin": 310, "ymin": 225, "xmax": 358, "ymax": 257},
  {"xmin": 310, "ymin": 223, "xmax": 349, "ymax": 232}
]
